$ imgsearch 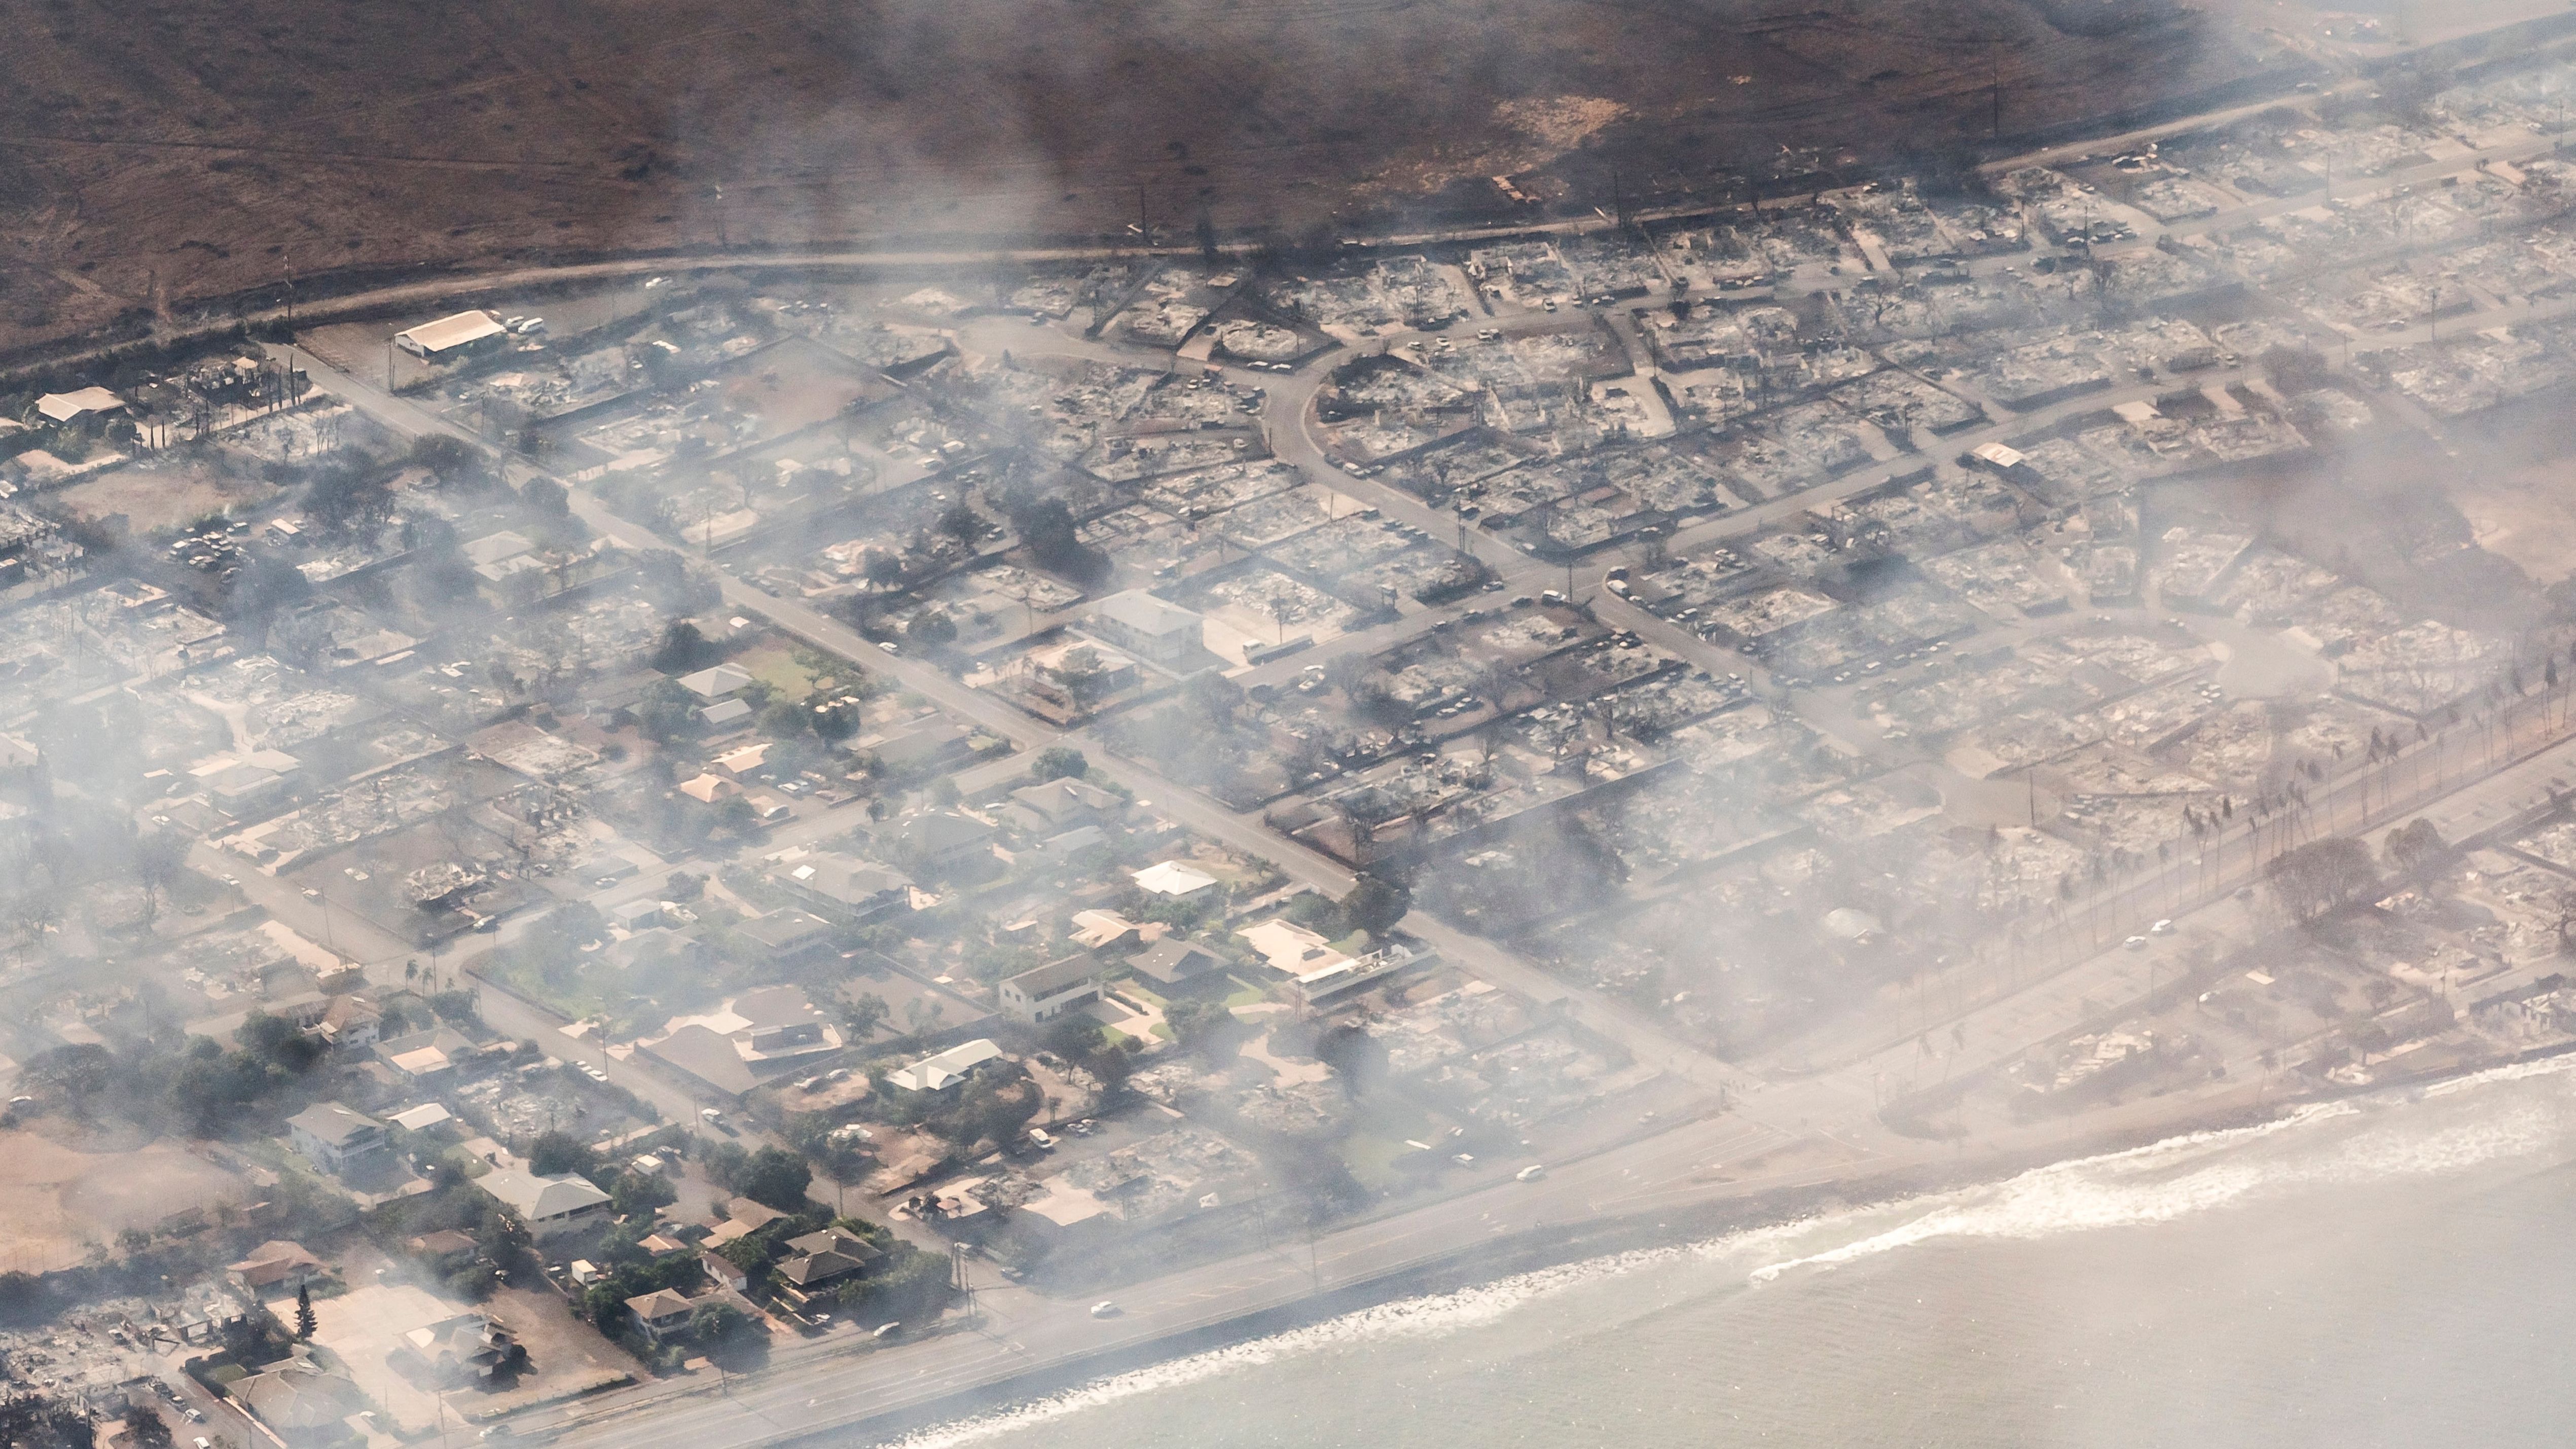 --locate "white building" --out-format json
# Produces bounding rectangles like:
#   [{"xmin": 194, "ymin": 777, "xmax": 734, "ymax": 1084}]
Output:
[
  {"xmin": 476, "ymin": 1167, "xmax": 612, "ymax": 1239},
  {"xmin": 887, "ymin": 1038, "xmax": 1004, "ymax": 1093},
  {"xmin": 395, "ymin": 310, "xmax": 508, "ymax": 359},
  {"xmin": 1133, "ymin": 860, "xmax": 1219, "ymax": 898},
  {"xmin": 34, "ymin": 387, "xmax": 125, "ymax": 424},
  {"xmin": 998, "ymin": 957, "xmax": 1105, "ymax": 1025},
  {"xmin": 286, "ymin": 1102, "xmax": 389, "ymax": 1176},
  {"xmin": 1087, "ymin": 591, "xmax": 1204, "ymax": 666}
]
